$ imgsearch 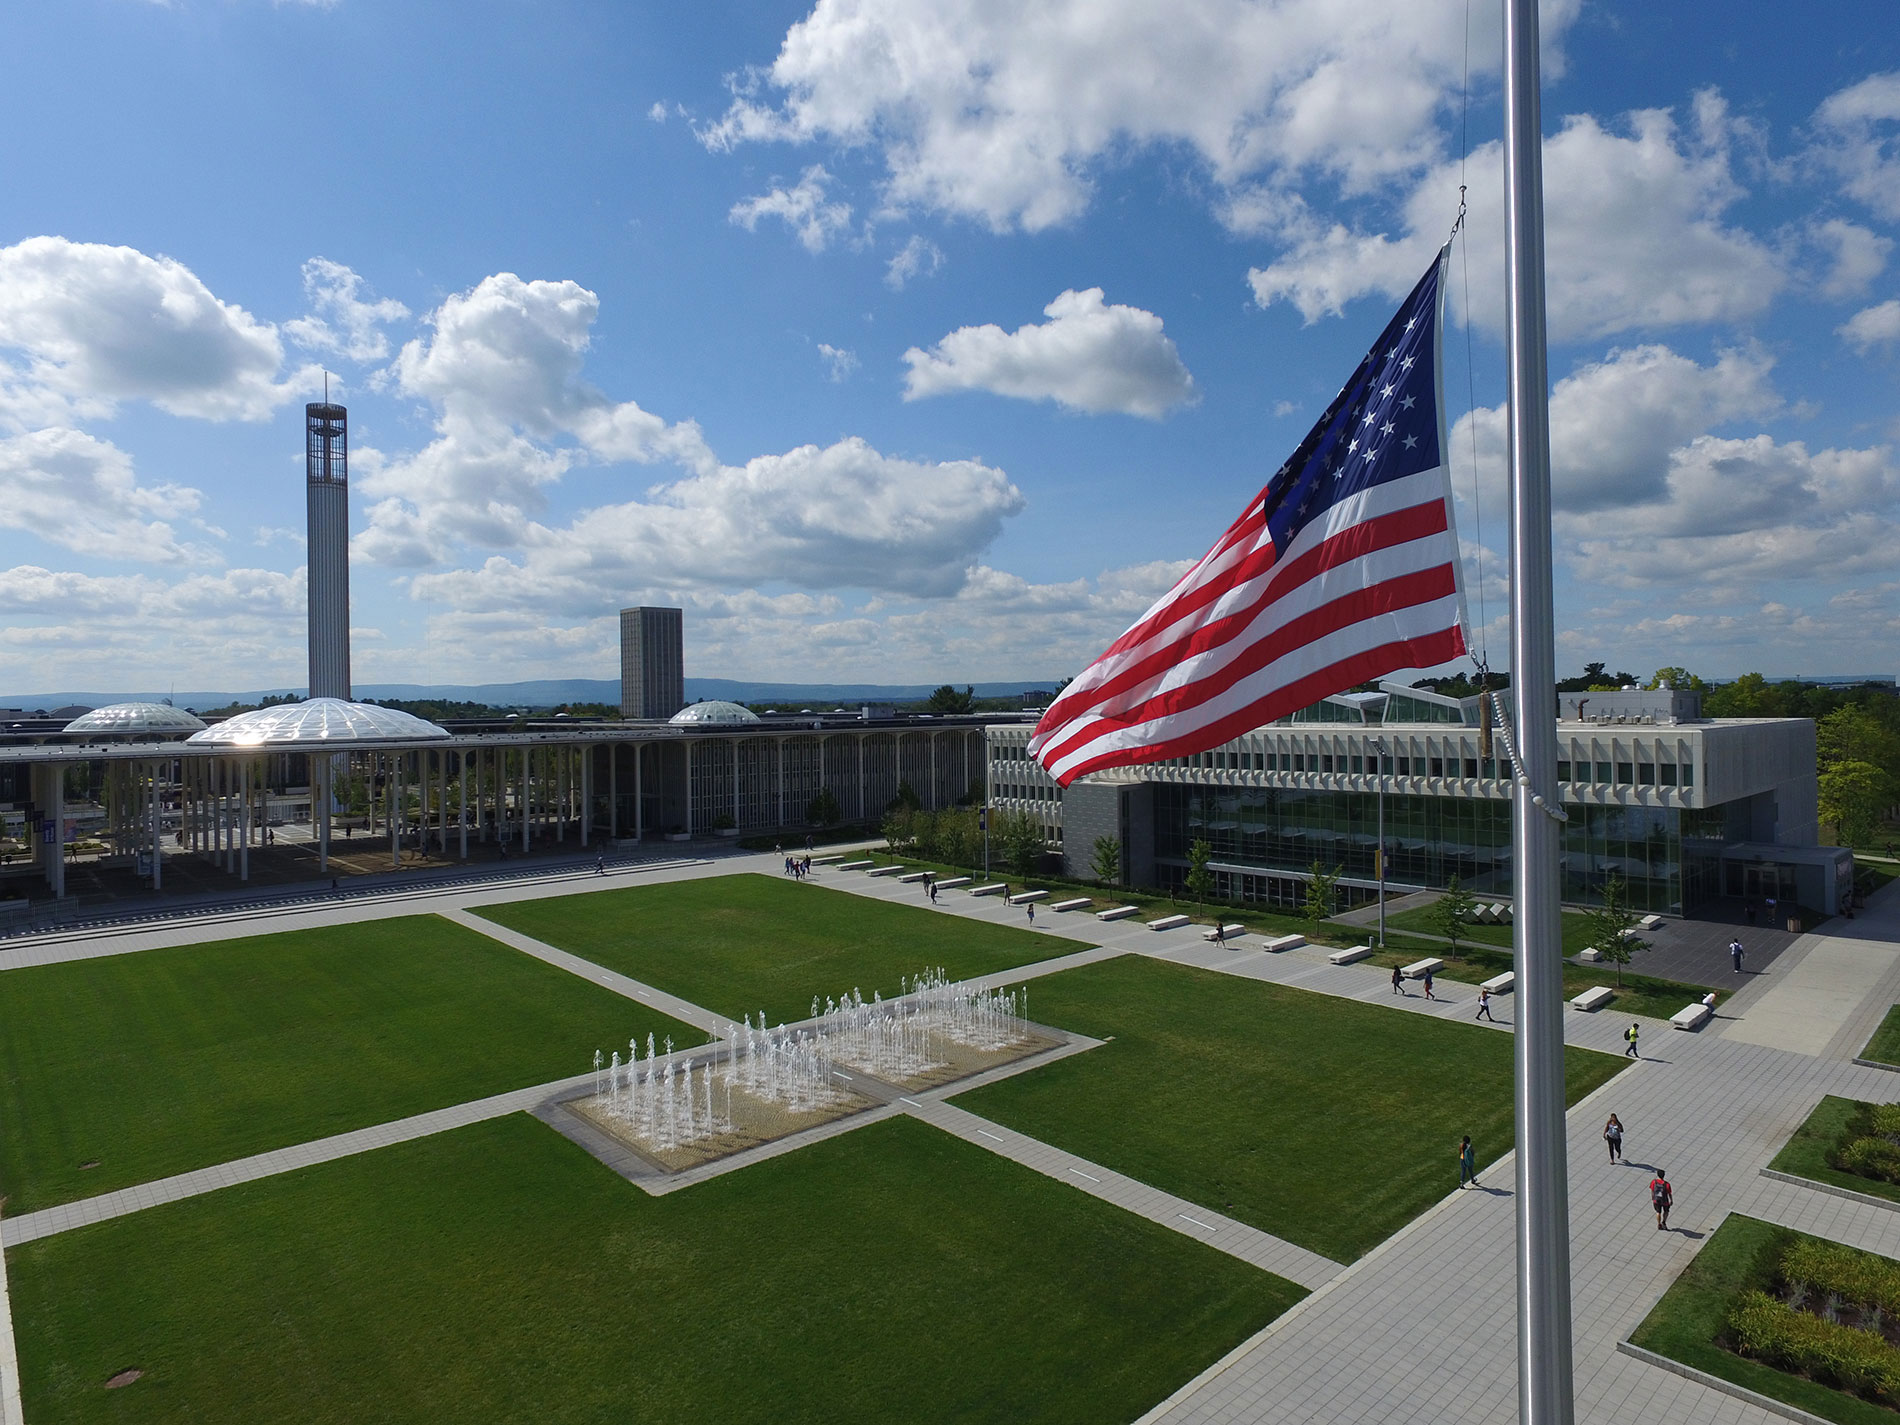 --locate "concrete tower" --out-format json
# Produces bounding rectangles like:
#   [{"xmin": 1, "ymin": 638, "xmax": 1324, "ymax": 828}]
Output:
[
  {"xmin": 305, "ymin": 402, "xmax": 352, "ymax": 699},
  {"xmin": 619, "ymin": 606, "xmax": 685, "ymax": 719}
]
